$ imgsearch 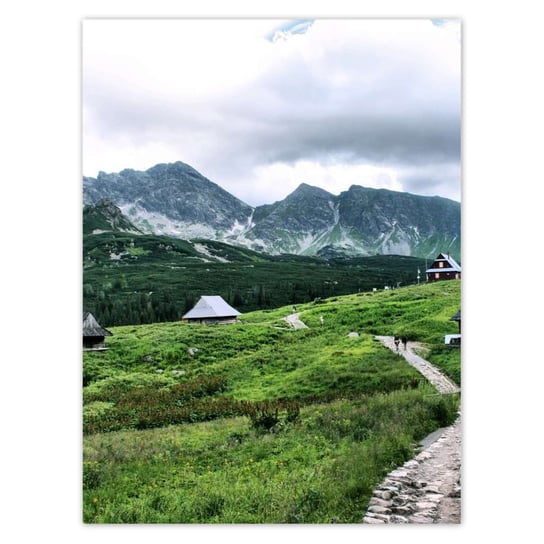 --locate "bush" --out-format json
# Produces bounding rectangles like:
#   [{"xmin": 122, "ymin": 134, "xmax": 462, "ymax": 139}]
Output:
[
  {"xmin": 243, "ymin": 399, "xmax": 301, "ymax": 432},
  {"xmin": 83, "ymin": 461, "xmax": 102, "ymax": 489}
]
